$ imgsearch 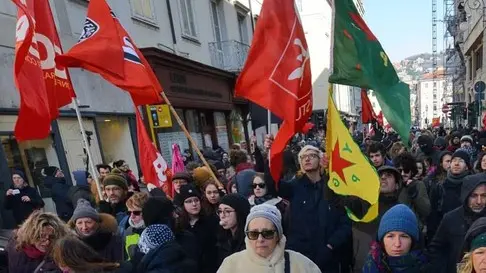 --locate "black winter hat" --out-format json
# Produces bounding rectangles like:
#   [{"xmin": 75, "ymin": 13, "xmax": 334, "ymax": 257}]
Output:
[
  {"xmin": 174, "ymin": 184, "xmax": 201, "ymax": 207},
  {"xmin": 212, "ymin": 161, "xmax": 226, "ymax": 171},
  {"xmin": 220, "ymin": 193, "xmax": 251, "ymax": 217},
  {"xmin": 142, "ymin": 196, "xmax": 176, "ymax": 226},
  {"xmin": 172, "ymin": 172, "xmax": 193, "ymax": 183},
  {"xmin": 452, "ymin": 149, "xmax": 471, "ymax": 167},
  {"xmin": 434, "ymin": 137, "xmax": 447, "ymax": 148}
]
